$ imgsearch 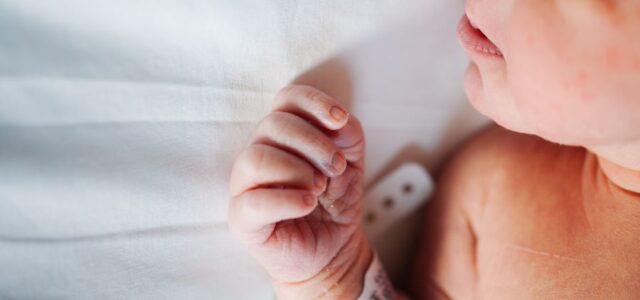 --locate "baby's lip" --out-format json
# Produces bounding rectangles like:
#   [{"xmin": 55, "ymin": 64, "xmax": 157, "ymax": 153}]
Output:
[{"xmin": 457, "ymin": 14, "xmax": 503, "ymax": 57}]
